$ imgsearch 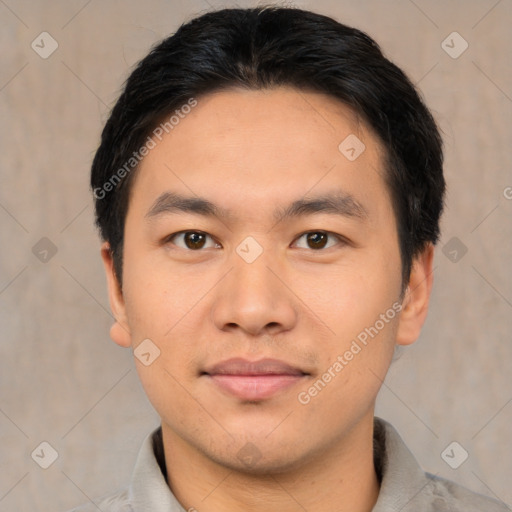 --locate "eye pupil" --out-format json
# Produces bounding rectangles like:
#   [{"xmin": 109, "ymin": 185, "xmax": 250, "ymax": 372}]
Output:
[
  {"xmin": 185, "ymin": 232, "xmax": 206, "ymax": 249},
  {"xmin": 174, "ymin": 231, "xmax": 333, "ymax": 251},
  {"xmin": 307, "ymin": 232, "xmax": 327, "ymax": 249}
]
